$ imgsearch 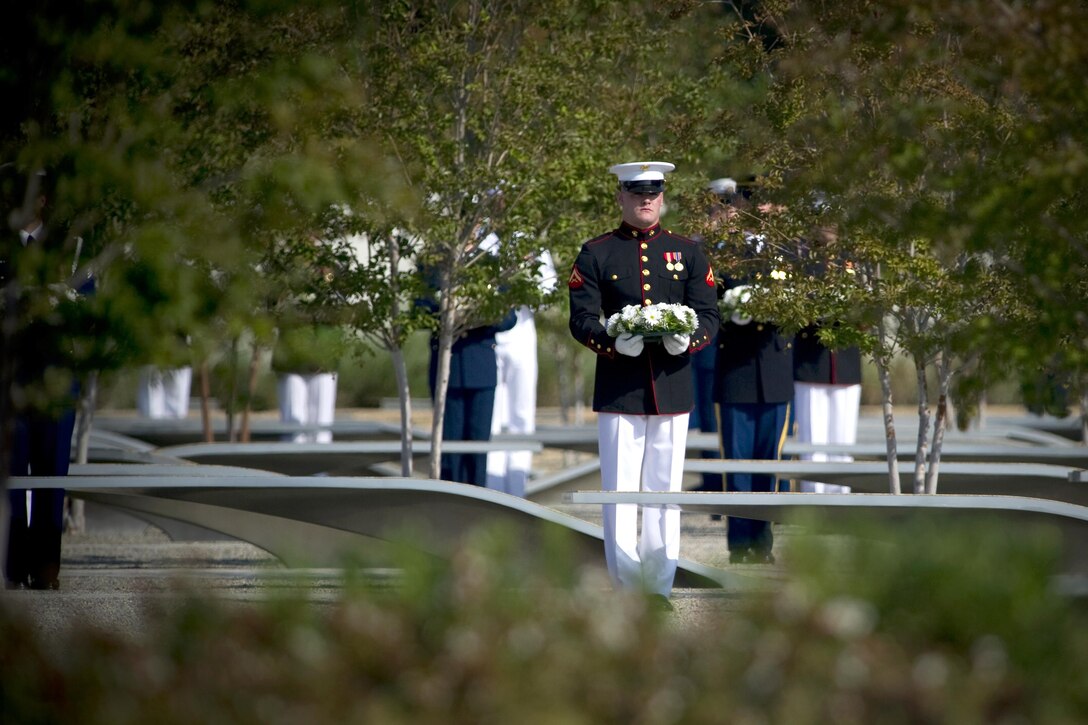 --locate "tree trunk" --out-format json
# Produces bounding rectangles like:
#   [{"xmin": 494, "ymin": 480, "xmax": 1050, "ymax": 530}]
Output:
[
  {"xmin": 66, "ymin": 372, "xmax": 97, "ymax": 534},
  {"xmin": 556, "ymin": 340, "xmax": 573, "ymax": 425},
  {"xmin": 1080, "ymin": 381, "xmax": 1087, "ymax": 445},
  {"xmin": 240, "ymin": 344, "xmax": 261, "ymax": 443},
  {"xmin": 429, "ymin": 330, "xmax": 454, "ymax": 480},
  {"xmin": 926, "ymin": 351, "xmax": 952, "ymax": 495},
  {"xmin": 226, "ymin": 337, "xmax": 238, "ymax": 442},
  {"xmin": 386, "ymin": 237, "xmax": 414, "ymax": 477},
  {"xmin": 876, "ymin": 319, "xmax": 901, "ymax": 493},
  {"xmin": 913, "ymin": 356, "xmax": 930, "ymax": 494},
  {"xmin": 428, "ymin": 268, "xmax": 457, "ymax": 481},
  {"xmin": 390, "ymin": 345, "xmax": 415, "ymax": 476},
  {"xmin": 199, "ymin": 359, "xmax": 214, "ymax": 442}
]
